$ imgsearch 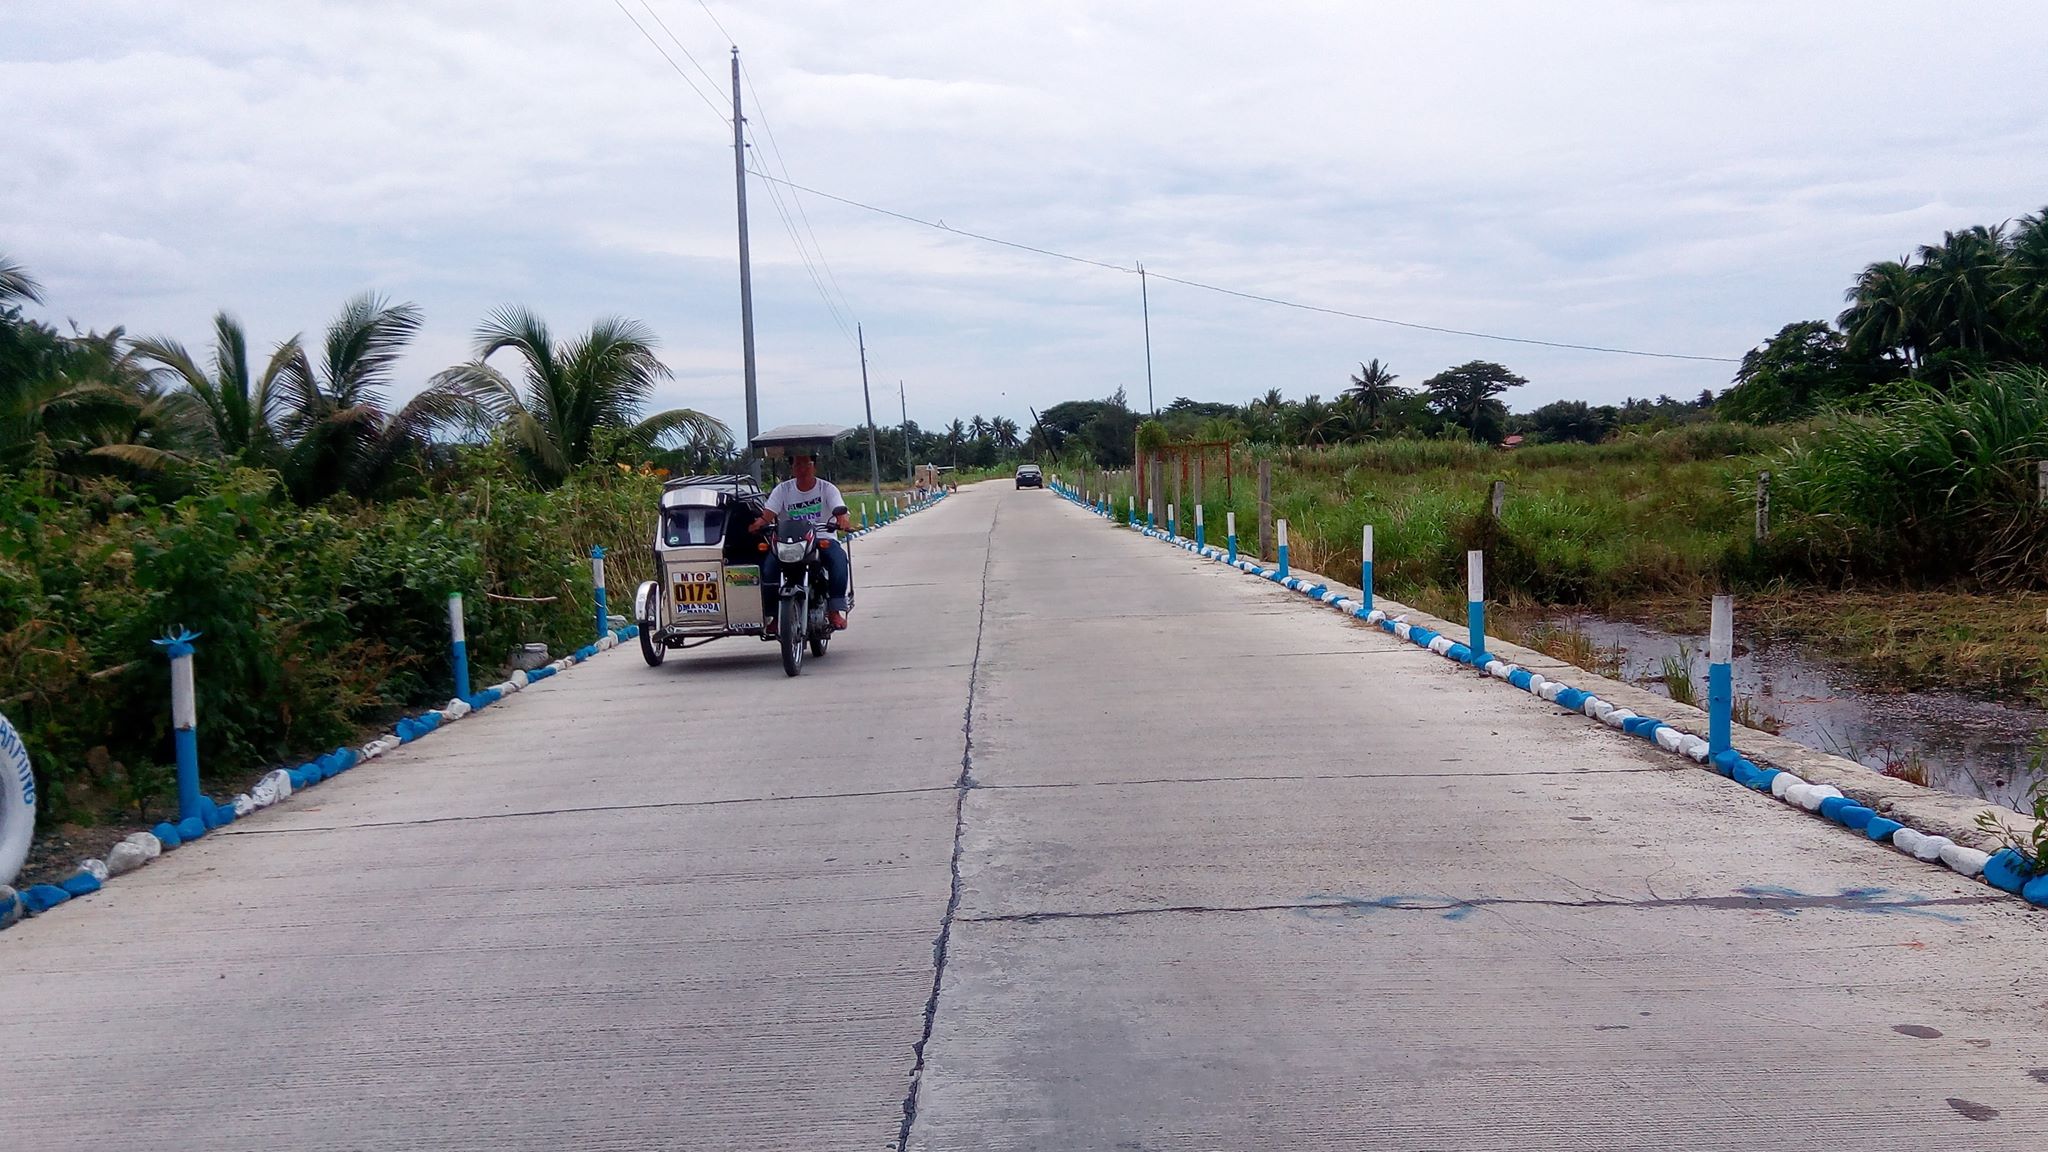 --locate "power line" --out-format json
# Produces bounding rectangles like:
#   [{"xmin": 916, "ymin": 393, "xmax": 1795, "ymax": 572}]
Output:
[
  {"xmin": 609, "ymin": 0, "xmax": 728, "ymax": 128},
  {"xmin": 746, "ymin": 170, "xmax": 1738, "ymax": 363},
  {"xmin": 692, "ymin": 0, "xmax": 736, "ymax": 46},
  {"xmin": 742, "ymin": 58, "xmax": 858, "ymax": 329},
  {"xmin": 636, "ymin": 0, "xmax": 729, "ymax": 111}
]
